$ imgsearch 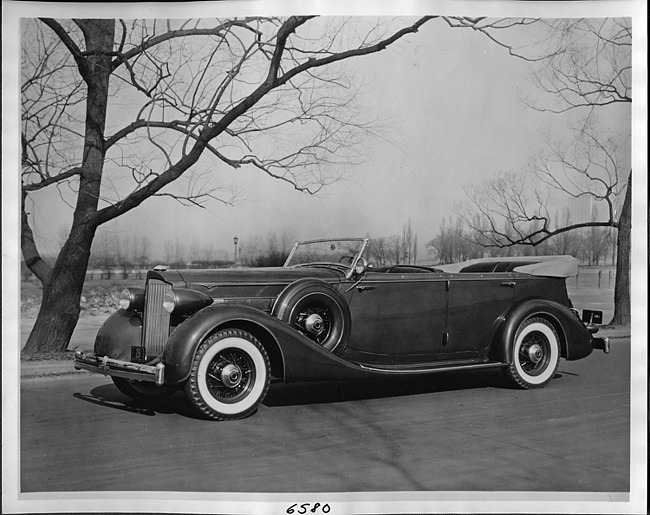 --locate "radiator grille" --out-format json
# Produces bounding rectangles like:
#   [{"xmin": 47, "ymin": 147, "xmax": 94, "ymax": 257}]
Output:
[{"xmin": 142, "ymin": 278, "xmax": 172, "ymax": 359}]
